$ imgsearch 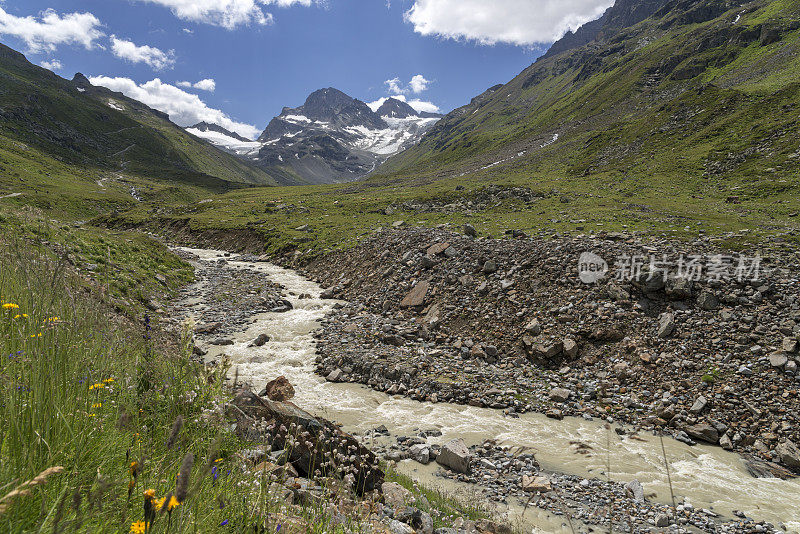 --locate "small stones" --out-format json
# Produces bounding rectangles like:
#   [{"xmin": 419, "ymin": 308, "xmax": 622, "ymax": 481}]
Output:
[{"xmin": 463, "ymin": 223, "xmax": 477, "ymax": 237}]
